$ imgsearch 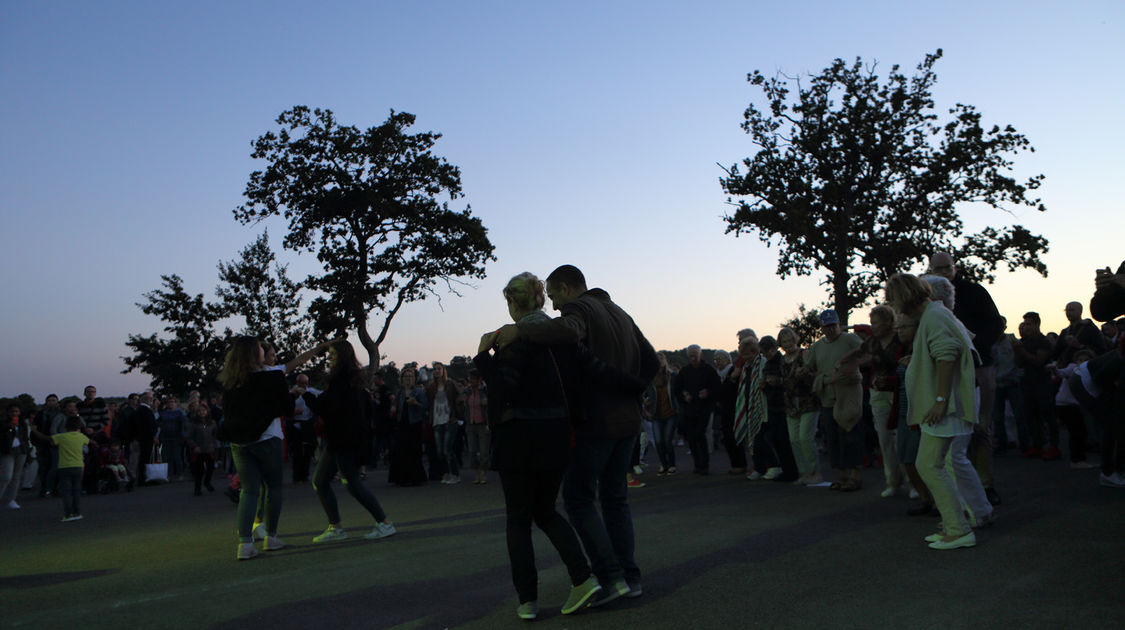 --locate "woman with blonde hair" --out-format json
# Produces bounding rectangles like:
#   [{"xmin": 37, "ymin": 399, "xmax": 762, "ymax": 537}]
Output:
[
  {"xmin": 885, "ymin": 273, "xmax": 994, "ymax": 550},
  {"xmin": 475, "ymin": 272, "xmax": 602, "ymax": 620},
  {"xmin": 217, "ymin": 336, "xmax": 294, "ymax": 560}
]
